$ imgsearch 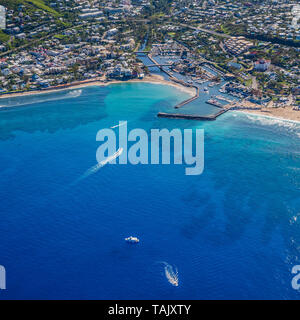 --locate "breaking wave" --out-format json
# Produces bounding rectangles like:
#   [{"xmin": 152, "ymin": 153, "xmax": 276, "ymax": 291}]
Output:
[
  {"xmin": 0, "ymin": 89, "xmax": 82, "ymax": 108},
  {"xmin": 235, "ymin": 113, "xmax": 300, "ymax": 138},
  {"xmin": 66, "ymin": 89, "xmax": 82, "ymax": 98}
]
